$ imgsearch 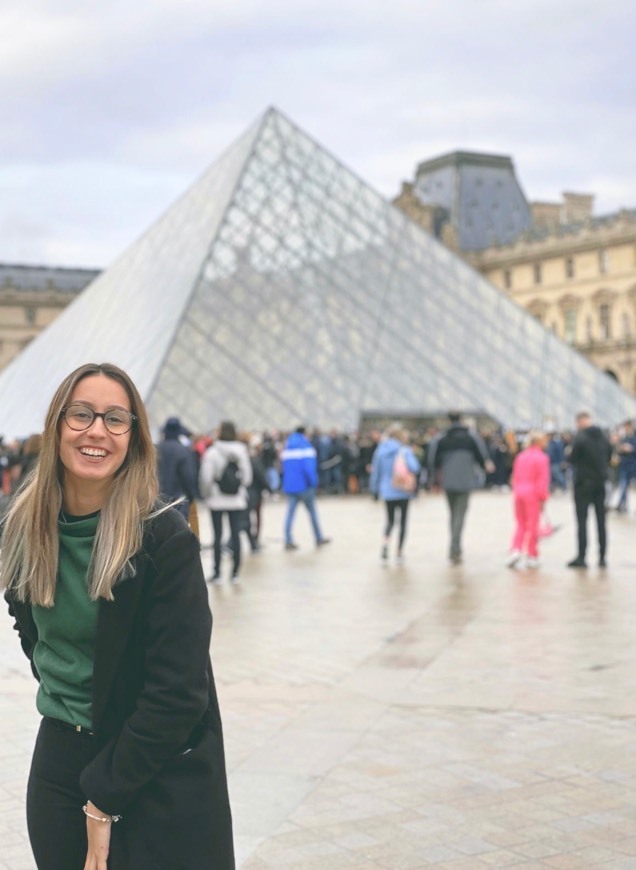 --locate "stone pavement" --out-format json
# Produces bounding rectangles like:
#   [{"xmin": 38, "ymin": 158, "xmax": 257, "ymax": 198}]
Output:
[{"xmin": 2, "ymin": 491, "xmax": 636, "ymax": 868}]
